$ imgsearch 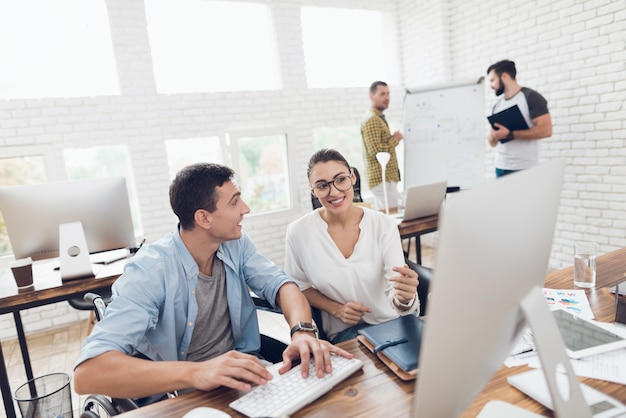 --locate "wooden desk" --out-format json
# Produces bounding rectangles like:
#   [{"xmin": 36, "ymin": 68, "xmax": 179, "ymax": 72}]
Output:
[
  {"xmin": 0, "ymin": 262, "xmax": 122, "ymax": 418},
  {"xmin": 397, "ymin": 214, "xmax": 439, "ymax": 264},
  {"xmin": 116, "ymin": 247, "xmax": 626, "ymax": 418}
]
